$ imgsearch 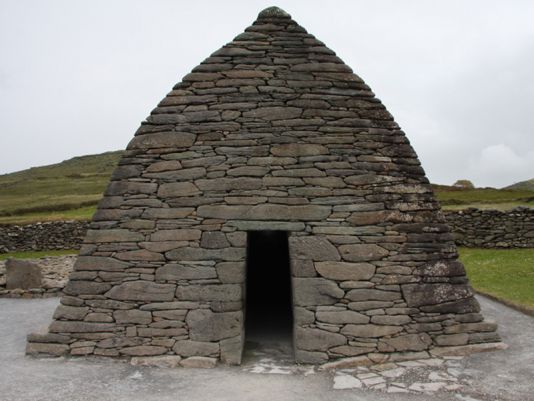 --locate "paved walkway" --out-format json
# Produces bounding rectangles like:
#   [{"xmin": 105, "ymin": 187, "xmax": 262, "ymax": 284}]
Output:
[{"xmin": 0, "ymin": 295, "xmax": 532, "ymax": 401}]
